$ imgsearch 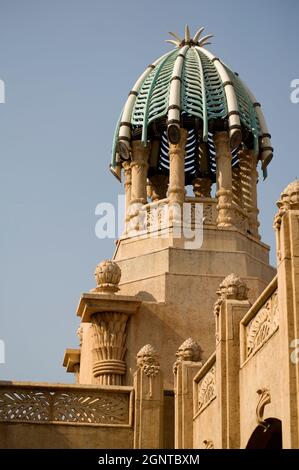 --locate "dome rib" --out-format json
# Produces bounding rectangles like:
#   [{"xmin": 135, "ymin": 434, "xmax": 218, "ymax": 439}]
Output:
[
  {"xmin": 141, "ymin": 50, "xmax": 178, "ymax": 143},
  {"xmin": 238, "ymin": 78, "xmax": 273, "ymax": 177},
  {"xmin": 119, "ymin": 50, "xmax": 174, "ymax": 148},
  {"xmin": 167, "ymin": 45, "xmax": 189, "ymax": 140},
  {"xmin": 194, "ymin": 48, "xmax": 208, "ymax": 141},
  {"xmin": 198, "ymin": 47, "xmax": 242, "ymax": 149}
]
